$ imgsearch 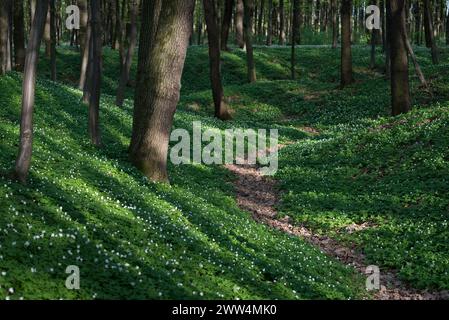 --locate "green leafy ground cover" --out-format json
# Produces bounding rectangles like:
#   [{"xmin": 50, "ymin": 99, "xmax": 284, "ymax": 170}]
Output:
[{"xmin": 0, "ymin": 45, "xmax": 448, "ymax": 299}]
